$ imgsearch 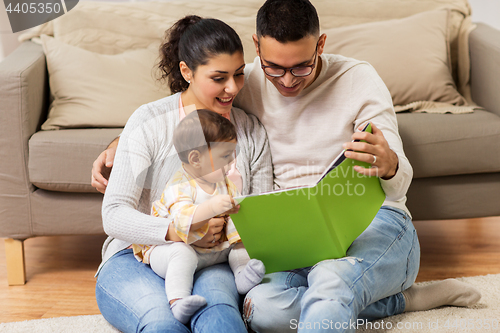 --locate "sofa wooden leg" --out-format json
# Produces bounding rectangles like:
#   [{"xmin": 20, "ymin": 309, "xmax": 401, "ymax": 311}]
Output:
[{"xmin": 5, "ymin": 238, "xmax": 26, "ymax": 285}]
